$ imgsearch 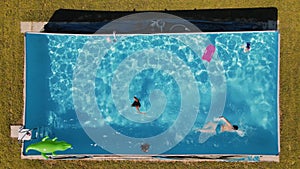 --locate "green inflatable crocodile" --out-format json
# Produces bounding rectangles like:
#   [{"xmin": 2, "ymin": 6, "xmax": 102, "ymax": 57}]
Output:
[{"xmin": 26, "ymin": 136, "xmax": 72, "ymax": 159}]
